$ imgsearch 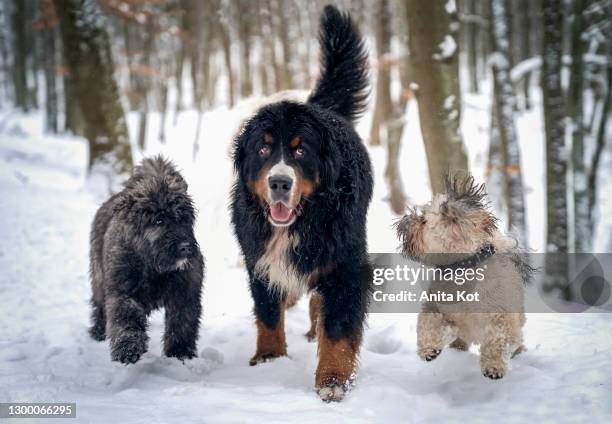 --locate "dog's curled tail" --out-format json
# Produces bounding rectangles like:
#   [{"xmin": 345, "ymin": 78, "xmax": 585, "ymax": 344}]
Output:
[{"xmin": 307, "ymin": 5, "xmax": 369, "ymax": 123}]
